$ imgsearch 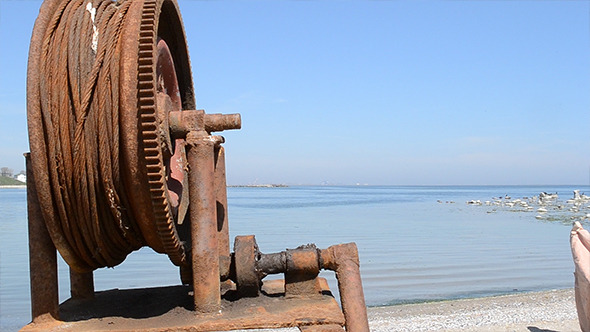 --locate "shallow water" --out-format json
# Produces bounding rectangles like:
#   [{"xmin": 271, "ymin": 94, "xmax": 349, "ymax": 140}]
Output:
[{"xmin": 0, "ymin": 185, "xmax": 585, "ymax": 330}]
